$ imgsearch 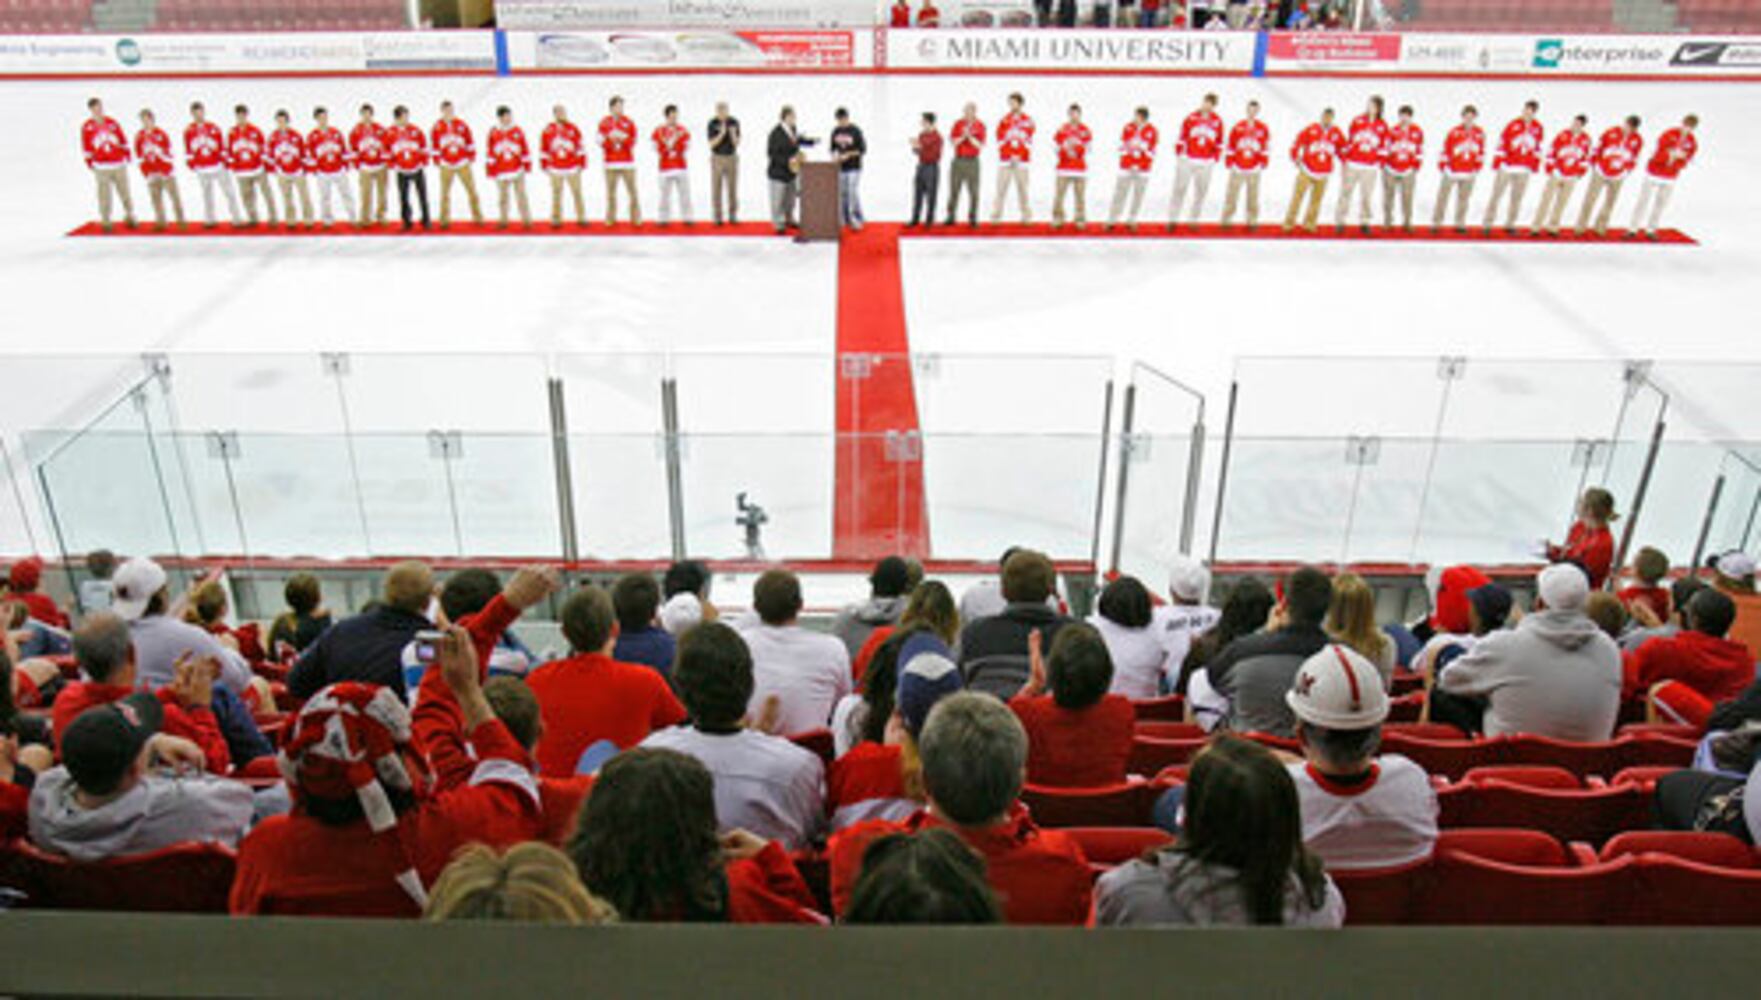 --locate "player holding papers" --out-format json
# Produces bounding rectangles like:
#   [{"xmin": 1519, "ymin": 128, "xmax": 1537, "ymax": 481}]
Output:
[
  {"xmin": 307, "ymin": 108, "xmax": 356, "ymax": 228},
  {"xmin": 433, "ymin": 100, "xmax": 483, "ymax": 229},
  {"xmin": 1051, "ymin": 104, "xmax": 1092, "ymax": 229},
  {"xmin": 1336, "ymin": 95, "xmax": 1387, "ymax": 234},
  {"xmin": 184, "ymin": 102, "xmax": 239, "ymax": 228},
  {"xmin": 1283, "ymin": 108, "xmax": 1343, "ymax": 234},
  {"xmin": 654, "ymin": 105, "xmax": 693, "ymax": 226},
  {"xmin": 1107, "ymin": 107, "xmax": 1157, "ymax": 231},
  {"xmin": 267, "ymin": 110, "xmax": 313, "ymax": 229},
  {"xmin": 1381, "ymin": 105, "xmax": 1423, "ymax": 231},
  {"xmin": 1433, "ymin": 105, "xmax": 1484, "ymax": 234},
  {"xmin": 486, "ymin": 106, "xmax": 534, "ymax": 230},
  {"xmin": 1169, "ymin": 94, "xmax": 1223, "ymax": 230},
  {"xmin": 134, "ymin": 109, "xmax": 184, "ymax": 231},
  {"xmin": 1532, "ymin": 114, "xmax": 1589, "ymax": 237},
  {"xmin": 1630, "ymin": 114, "xmax": 1697, "ymax": 241},
  {"xmin": 1219, "ymin": 100, "xmax": 1269, "ymax": 230},
  {"xmin": 1483, "ymin": 100, "xmax": 1543, "ymax": 235},
  {"xmin": 992, "ymin": 93, "xmax": 1035, "ymax": 225}
]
